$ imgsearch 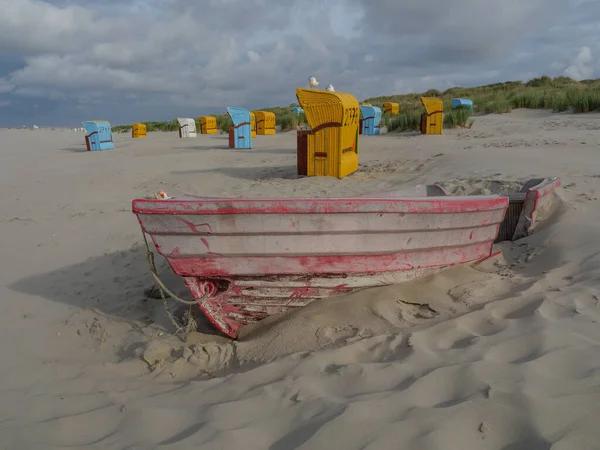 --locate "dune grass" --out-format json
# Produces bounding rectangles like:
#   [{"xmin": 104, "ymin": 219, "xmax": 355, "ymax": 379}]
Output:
[
  {"xmin": 113, "ymin": 76, "xmax": 600, "ymax": 134},
  {"xmin": 112, "ymin": 120, "xmax": 180, "ymax": 134},
  {"xmin": 374, "ymin": 76, "xmax": 600, "ymax": 132}
]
